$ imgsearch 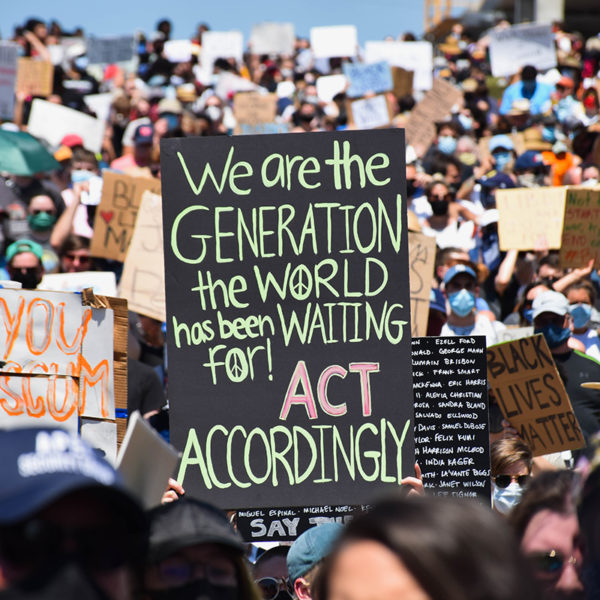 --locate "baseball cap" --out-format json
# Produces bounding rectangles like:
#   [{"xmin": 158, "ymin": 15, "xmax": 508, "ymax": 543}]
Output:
[
  {"xmin": 532, "ymin": 290, "xmax": 569, "ymax": 320},
  {"xmin": 443, "ymin": 264, "xmax": 477, "ymax": 285},
  {"xmin": 0, "ymin": 427, "xmax": 142, "ymax": 526},
  {"xmin": 60, "ymin": 134, "xmax": 84, "ymax": 148},
  {"xmin": 479, "ymin": 171, "xmax": 516, "ymax": 190},
  {"xmin": 557, "ymin": 75, "xmax": 575, "ymax": 89},
  {"xmin": 553, "ymin": 140, "xmax": 568, "ymax": 154},
  {"xmin": 146, "ymin": 497, "xmax": 245, "ymax": 563},
  {"xmin": 157, "ymin": 98, "xmax": 183, "ymax": 115},
  {"xmin": 514, "ymin": 150, "xmax": 545, "ymax": 171},
  {"xmin": 5, "ymin": 239, "xmax": 44, "ymax": 263},
  {"xmin": 287, "ymin": 523, "xmax": 343, "ymax": 583},
  {"xmin": 489, "ymin": 135, "xmax": 514, "ymax": 153},
  {"xmin": 133, "ymin": 123, "xmax": 154, "ymax": 145}
]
